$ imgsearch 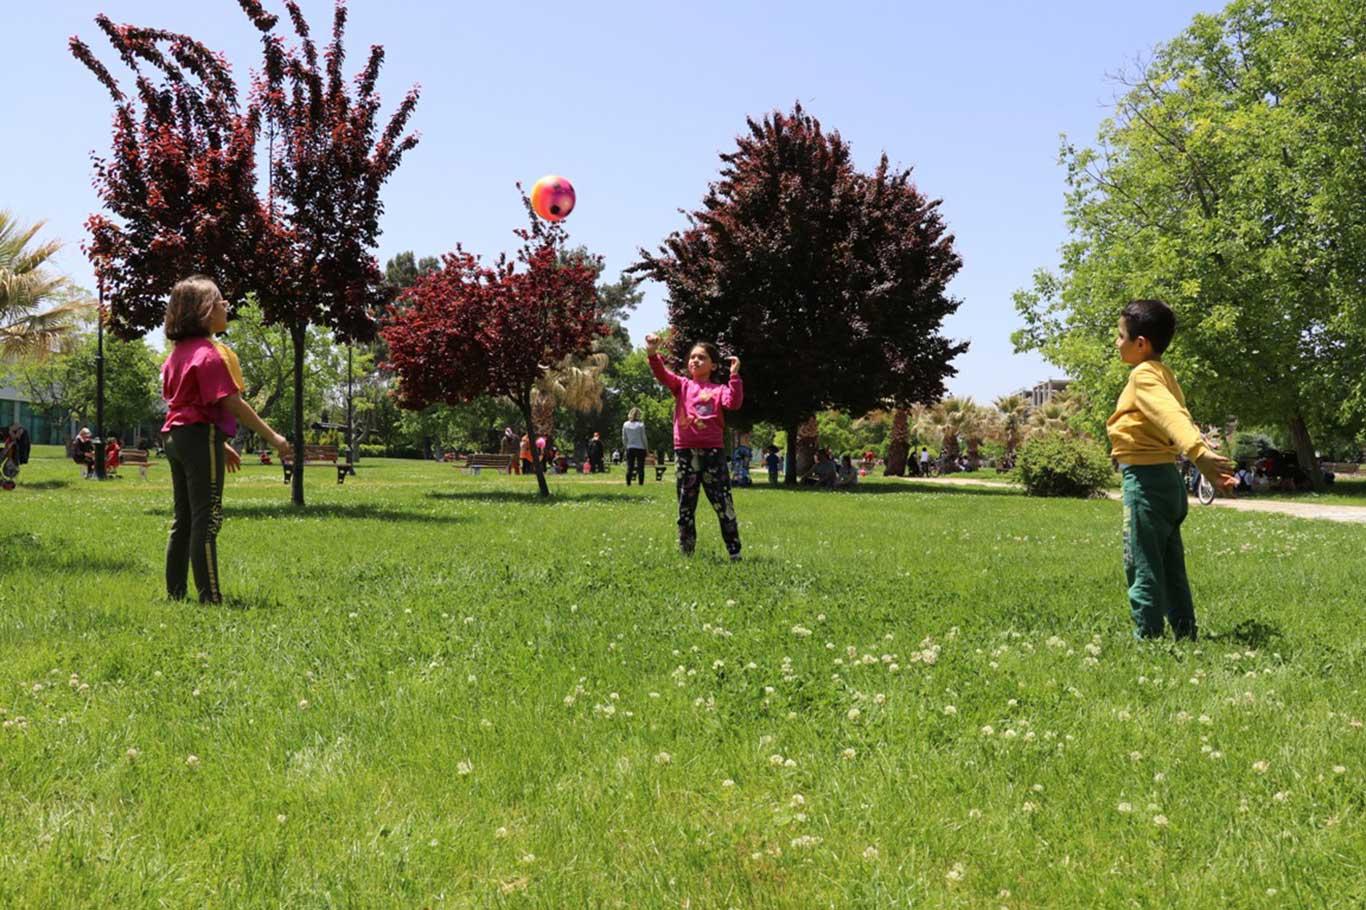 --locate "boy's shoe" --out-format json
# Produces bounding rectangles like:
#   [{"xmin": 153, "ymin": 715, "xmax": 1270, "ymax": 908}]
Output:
[{"xmin": 729, "ymin": 553, "xmax": 742, "ymax": 563}]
